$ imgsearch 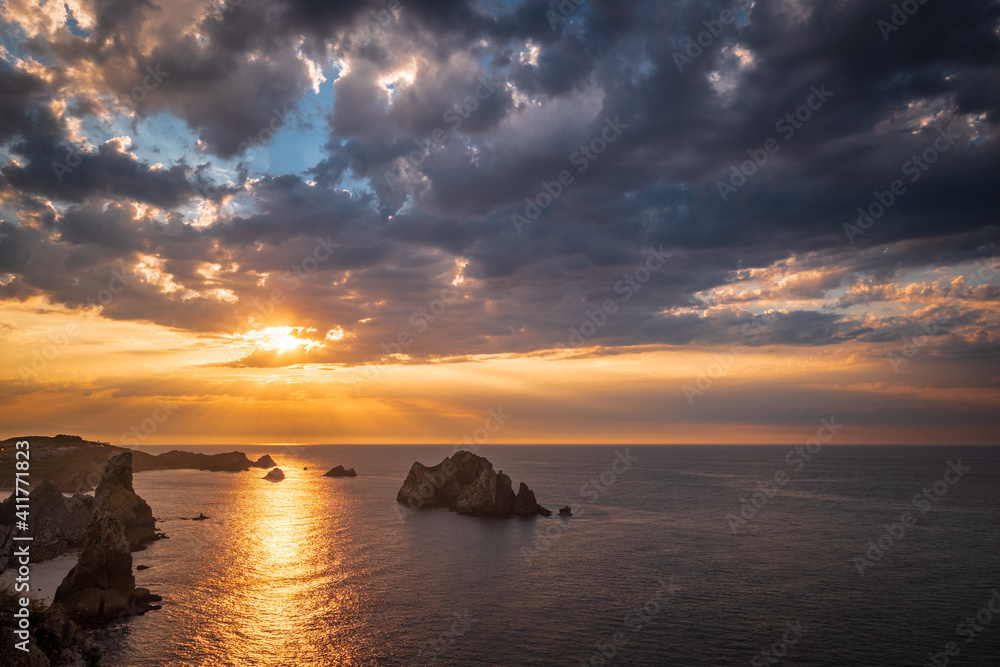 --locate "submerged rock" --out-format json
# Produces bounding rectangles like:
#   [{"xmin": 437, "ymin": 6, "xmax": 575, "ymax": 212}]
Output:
[
  {"xmin": 264, "ymin": 468, "xmax": 285, "ymax": 481},
  {"xmin": 324, "ymin": 465, "xmax": 357, "ymax": 477},
  {"xmin": 397, "ymin": 451, "xmax": 549, "ymax": 517}
]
